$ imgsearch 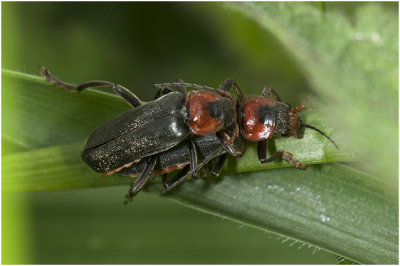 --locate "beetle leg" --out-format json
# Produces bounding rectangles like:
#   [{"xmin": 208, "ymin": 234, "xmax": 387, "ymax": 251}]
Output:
[
  {"xmin": 154, "ymin": 82, "xmax": 215, "ymax": 92},
  {"xmin": 224, "ymin": 138, "xmax": 247, "ymax": 159},
  {"xmin": 156, "ymin": 79, "xmax": 243, "ymax": 100},
  {"xmin": 163, "ymin": 165, "xmax": 190, "ymax": 190},
  {"xmin": 219, "ymin": 78, "xmax": 245, "ymax": 102},
  {"xmin": 262, "ymin": 86, "xmax": 282, "ymax": 102},
  {"xmin": 210, "ymin": 154, "xmax": 227, "ymax": 176},
  {"xmin": 225, "ymin": 143, "xmax": 242, "ymax": 157},
  {"xmin": 218, "ymin": 131, "xmax": 243, "ymax": 158},
  {"xmin": 257, "ymin": 139, "xmax": 306, "ymax": 170},
  {"xmin": 174, "ymin": 78, "xmax": 187, "ymax": 98},
  {"xmin": 40, "ymin": 66, "xmax": 77, "ymax": 91},
  {"xmin": 161, "ymin": 139, "xmax": 199, "ymax": 190},
  {"xmin": 292, "ymin": 93, "xmax": 317, "ymax": 114},
  {"xmin": 202, "ymin": 160, "xmax": 213, "ymax": 178},
  {"xmin": 257, "ymin": 139, "xmax": 268, "ymax": 160},
  {"xmin": 110, "ymin": 84, "xmax": 142, "ymax": 108},
  {"xmin": 153, "ymin": 86, "xmax": 173, "ymax": 99},
  {"xmin": 187, "ymin": 140, "xmax": 200, "ymax": 179},
  {"xmin": 239, "ymin": 139, "xmax": 247, "ymax": 157},
  {"xmin": 154, "ymin": 78, "xmax": 187, "ymax": 98},
  {"xmin": 164, "ymin": 141, "xmax": 230, "ymax": 192},
  {"xmin": 40, "ymin": 66, "xmax": 142, "ymax": 108},
  {"xmin": 124, "ymin": 156, "xmax": 157, "ymax": 204},
  {"xmin": 161, "ymin": 173, "xmax": 168, "ymax": 184}
]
